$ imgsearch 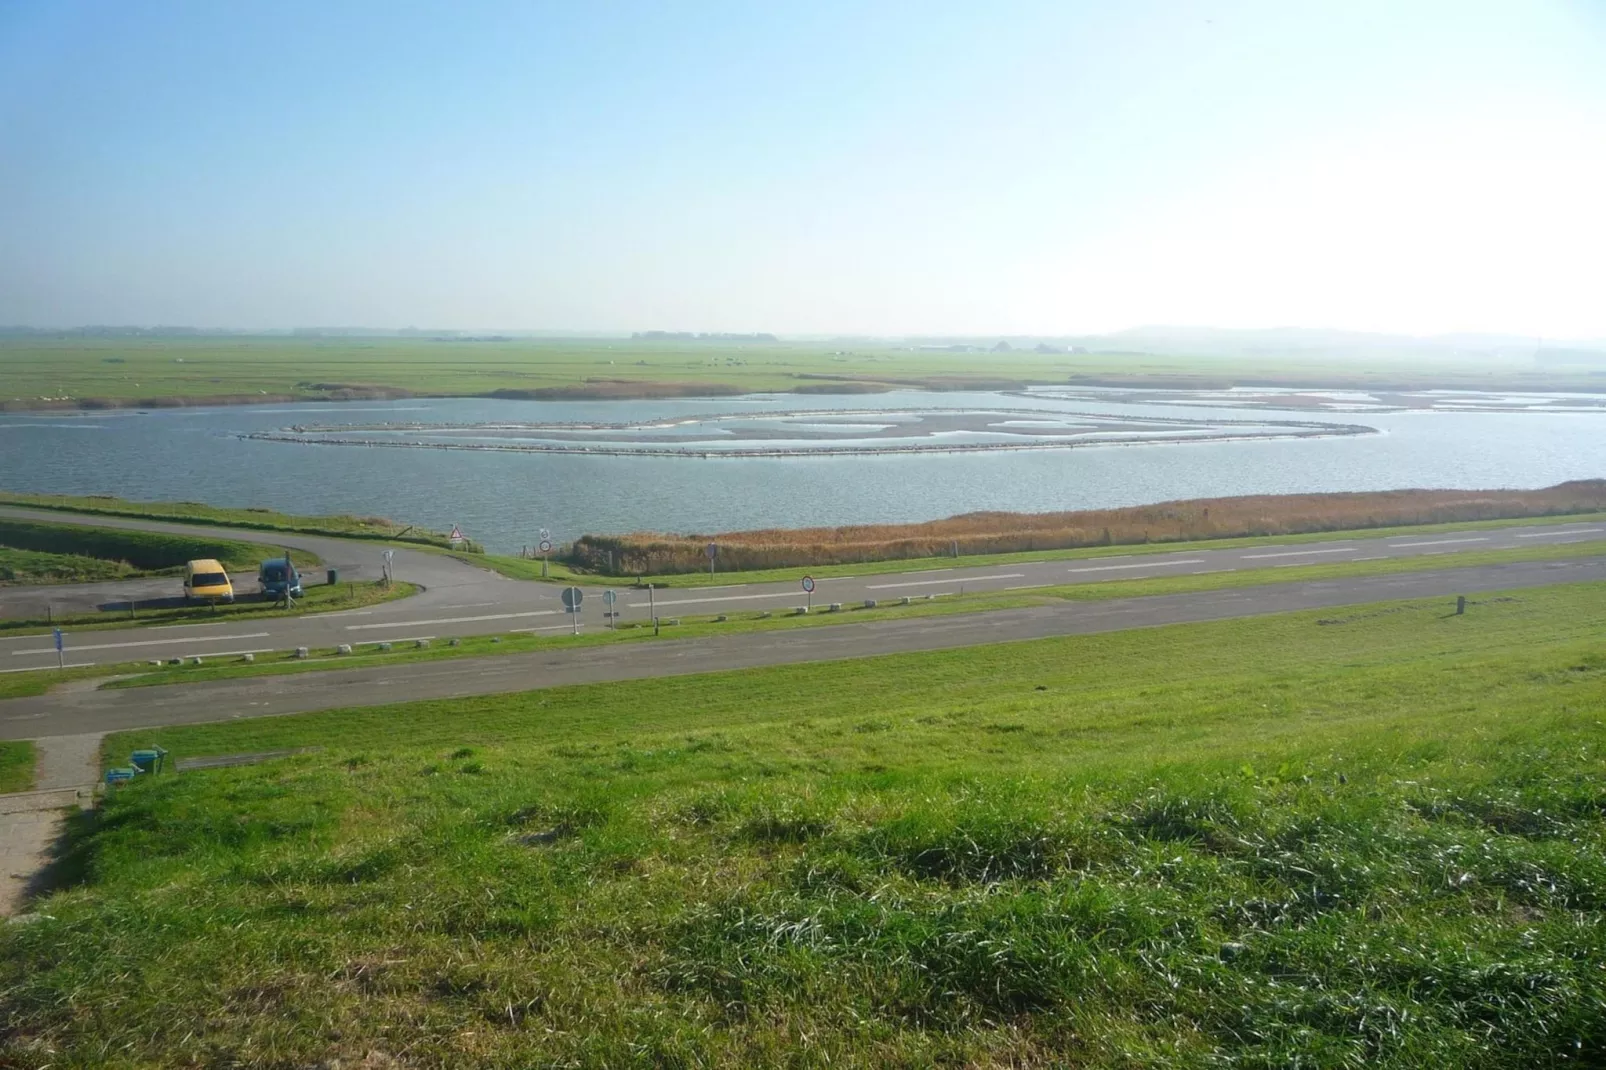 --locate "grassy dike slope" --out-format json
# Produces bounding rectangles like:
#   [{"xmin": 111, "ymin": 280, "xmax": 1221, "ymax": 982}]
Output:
[
  {"xmin": 0, "ymin": 518, "xmax": 288, "ymax": 580},
  {"xmin": 5, "ymin": 585, "xmax": 1606, "ymax": 1067}
]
